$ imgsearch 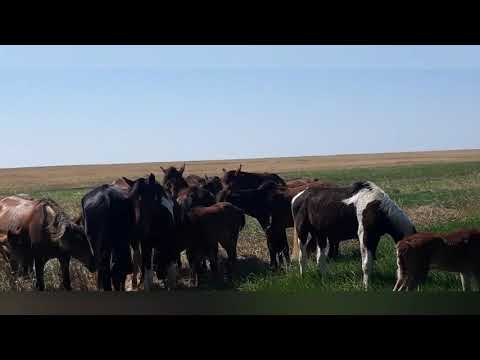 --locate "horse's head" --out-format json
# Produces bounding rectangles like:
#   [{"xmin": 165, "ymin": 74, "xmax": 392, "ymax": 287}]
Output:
[
  {"xmin": 129, "ymin": 173, "xmax": 175, "ymax": 238},
  {"xmin": 160, "ymin": 164, "xmax": 187, "ymax": 198},
  {"xmin": 202, "ymin": 176, "xmax": 223, "ymax": 196},
  {"xmin": 177, "ymin": 186, "xmax": 216, "ymax": 213},
  {"xmin": 61, "ymin": 222, "xmax": 96, "ymax": 272},
  {"xmin": 221, "ymin": 164, "xmax": 242, "ymax": 188}
]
